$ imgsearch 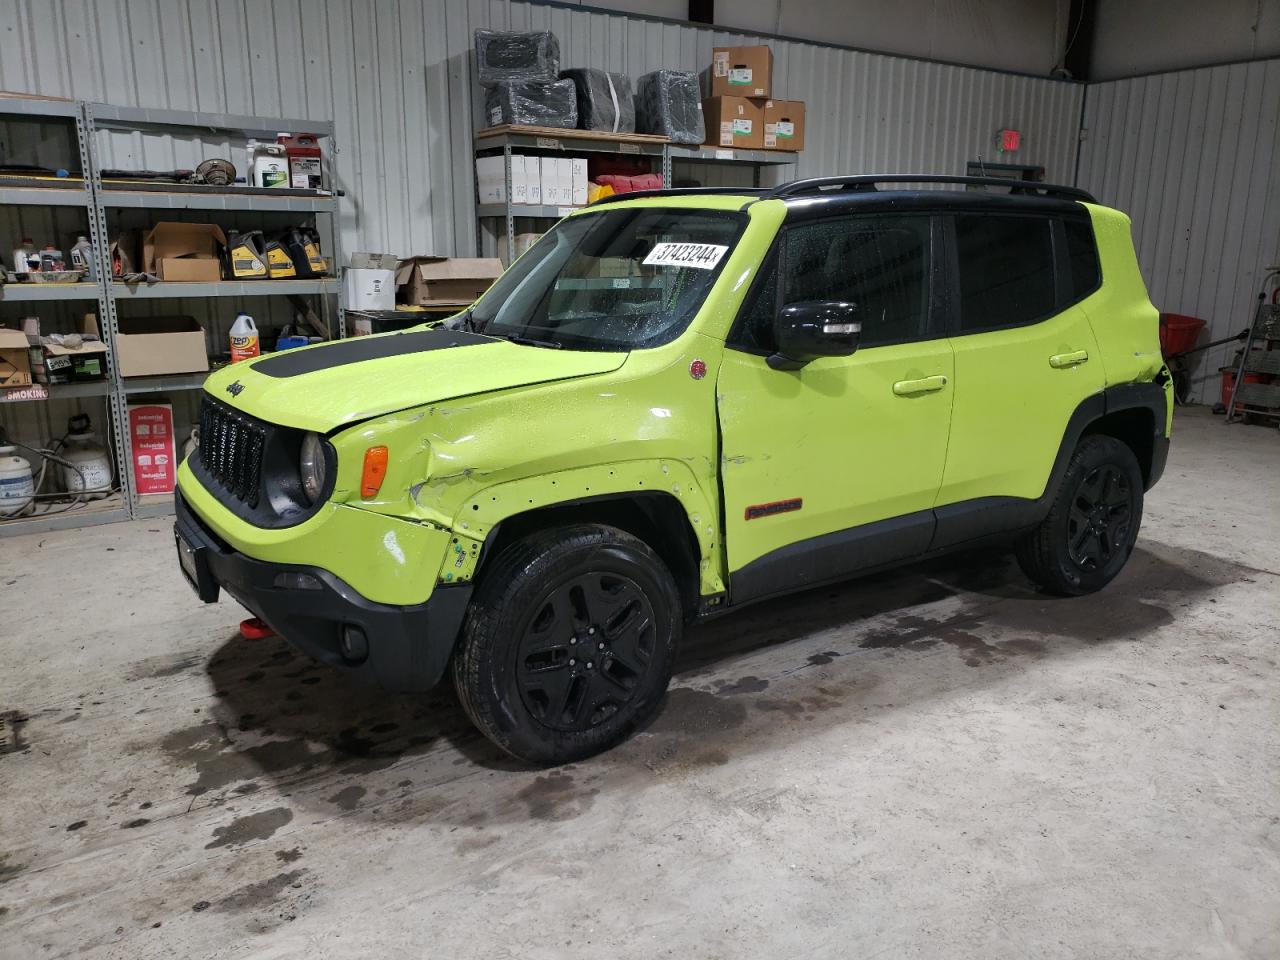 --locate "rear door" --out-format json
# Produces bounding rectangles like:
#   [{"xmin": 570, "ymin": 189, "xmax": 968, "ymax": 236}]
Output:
[
  {"xmin": 933, "ymin": 211, "xmax": 1105, "ymax": 546},
  {"xmin": 717, "ymin": 213, "xmax": 954, "ymax": 600}
]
